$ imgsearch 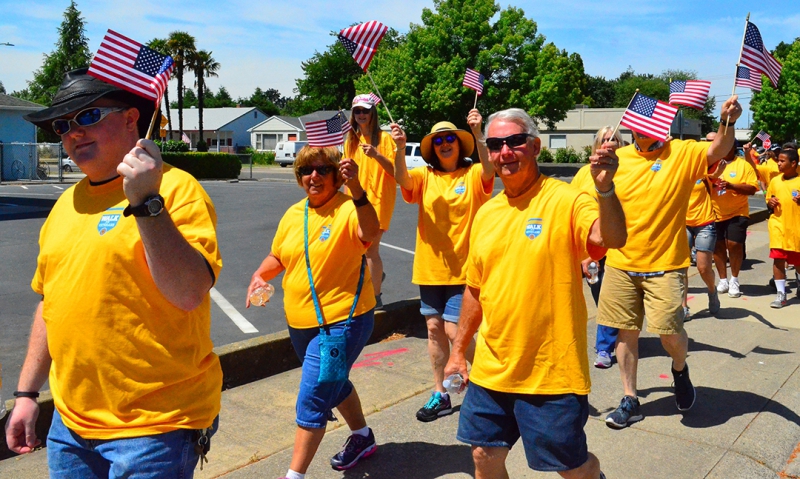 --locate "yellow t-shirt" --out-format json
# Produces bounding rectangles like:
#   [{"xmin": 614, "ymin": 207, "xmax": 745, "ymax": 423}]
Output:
[
  {"xmin": 606, "ymin": 140, "xmax": 709, "ymax": 273},
  {"xmin": 272, "ymin": 192, "xmax": 376, "ymax": 329},
  {"xmin": 345, "ymin": 131, "xmax": 397, "ymax": 230},
  {"xmin": 570, "ymin": 164, "xmax": 596, "ymax": 197},
  {"xmin": 32, "ymin": 165, "xmax": 223, "ymax": 439},
  {"xmin": 401, "ymin": 163, "xmax": 492, "ymax": 284},
  {"xmin": 767, "ymin": 174, "xmax": 800, "ymax": 252},
  {"xmin": 710, "ymin": 157, "xmax": 758, "ymax": 221},
  {"xmin": 686, "ymin": 178, "xmax": 716, "ymax": 227},
  {"xmin": 756, "ymin": 160, "xmax": 781, "ymax": 187},
  {"xmin": 466, "ymin": 175, "xmax": 604, "ymax": 395}
]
